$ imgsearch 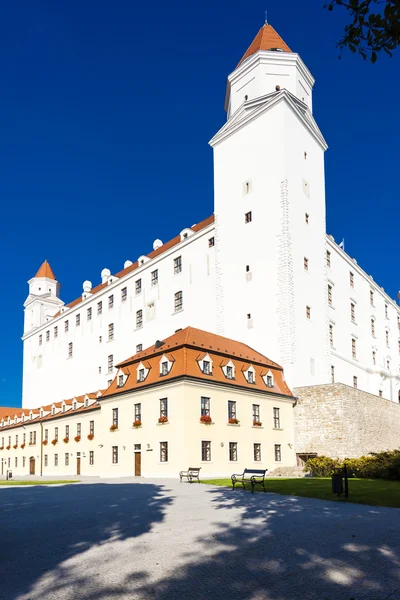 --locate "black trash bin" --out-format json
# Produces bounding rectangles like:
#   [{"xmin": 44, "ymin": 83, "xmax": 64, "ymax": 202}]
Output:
[{"xmin": 331, "ymin": 471, "xmax": 343, "ymax": 495}]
